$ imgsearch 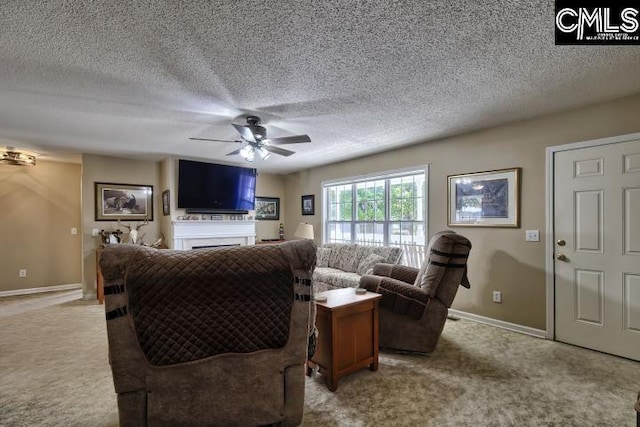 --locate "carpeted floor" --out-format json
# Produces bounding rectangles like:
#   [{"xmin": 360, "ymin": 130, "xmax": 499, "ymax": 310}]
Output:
[{"xmin": 1, "ymin": 296, "xmax": 638, "ymax": 426}]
